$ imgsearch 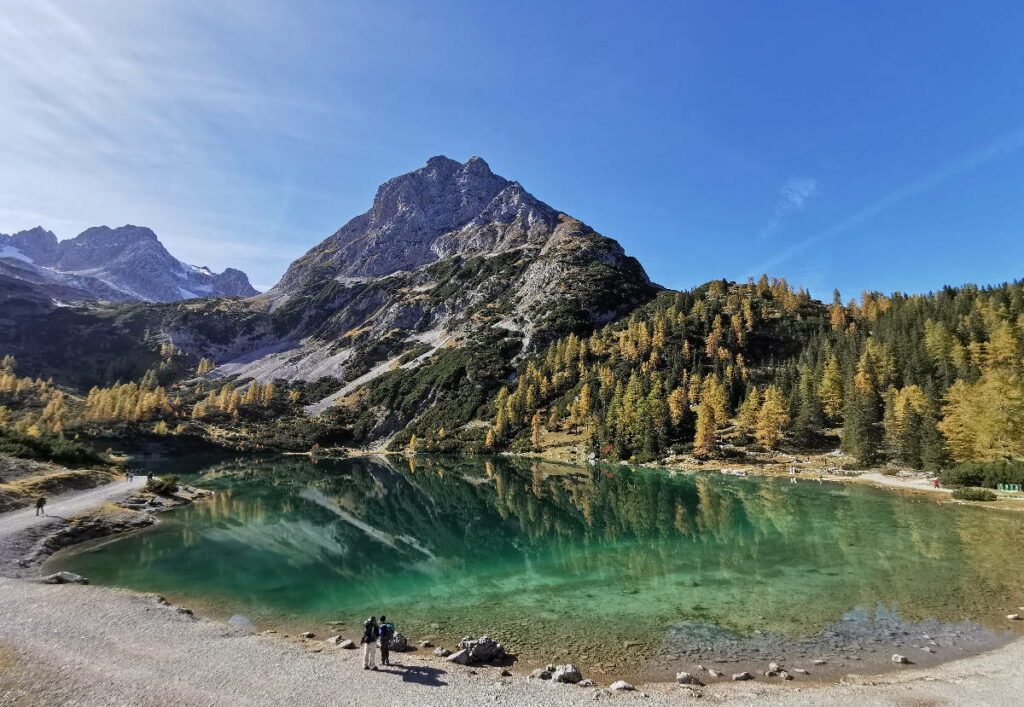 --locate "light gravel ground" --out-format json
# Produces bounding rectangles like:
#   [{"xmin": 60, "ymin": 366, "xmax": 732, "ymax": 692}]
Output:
[{"xmin": 2, "ymin": 578, "xmax": 1024, "ymax": 706}]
